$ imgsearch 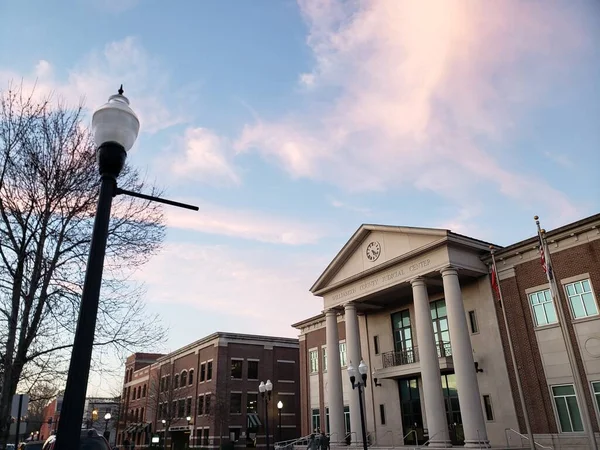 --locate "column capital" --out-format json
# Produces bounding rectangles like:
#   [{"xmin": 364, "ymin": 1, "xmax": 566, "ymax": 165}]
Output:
[
  {"xmin": 410, "ymin": 276, "xmax": 426, "ymax": 287},
  {"xmin": 324, "ymin": 309, "xmax": 338, "ymax": 318},
  {"xmin": 343, "ymin": 302, "xmax": 357, "ymax": 311},
  {"xmin": 440, "ymin": 265, "xmax": 459, "ymax": 277}
]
